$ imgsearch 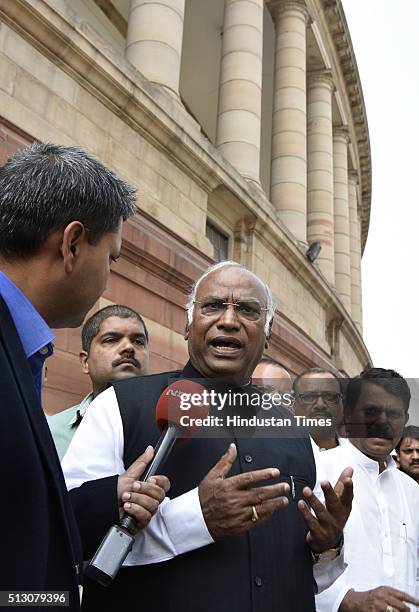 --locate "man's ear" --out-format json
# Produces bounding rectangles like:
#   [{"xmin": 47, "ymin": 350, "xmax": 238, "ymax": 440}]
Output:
[
  {"xmin": 61, "ymin": 221, "xmax": 86, "ymax": 274},
  {"xmin": 79, "ymin": 351, "xmax": 89, "ymax": 375}
]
